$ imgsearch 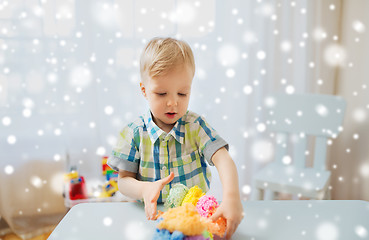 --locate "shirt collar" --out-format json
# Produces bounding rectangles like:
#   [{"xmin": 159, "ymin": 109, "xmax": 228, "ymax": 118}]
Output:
[
  {"xmin": 170, "ymin": 112, "xmax": 186, "ymax": 144},
  {"xmin": 144, "ymin": 110, "xmax": 186, "ymax": 144}
]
